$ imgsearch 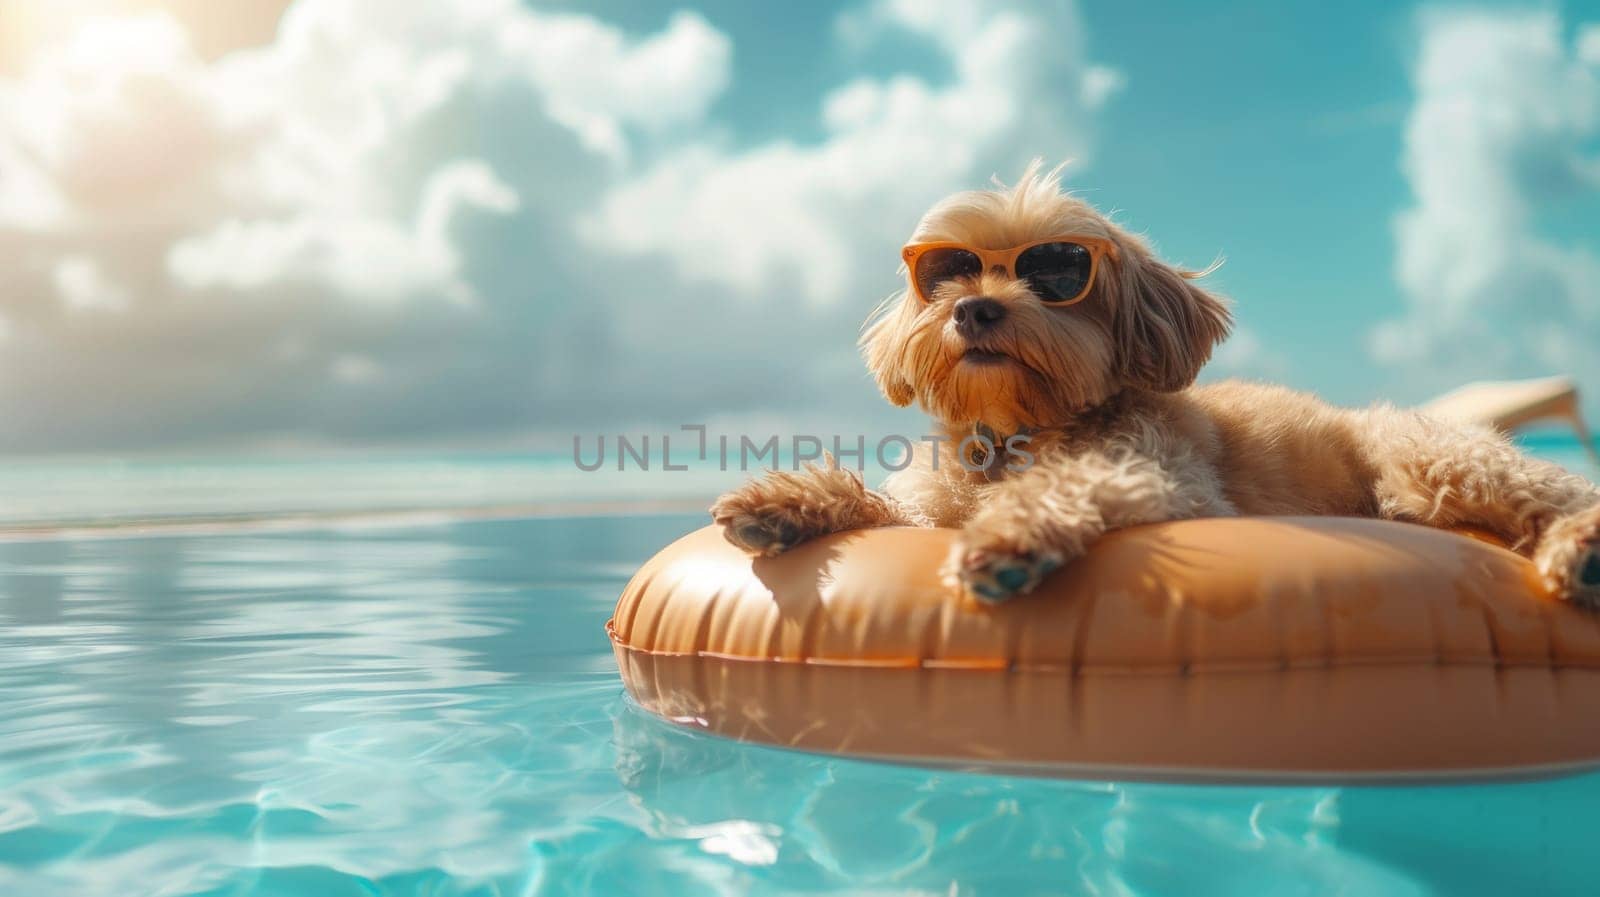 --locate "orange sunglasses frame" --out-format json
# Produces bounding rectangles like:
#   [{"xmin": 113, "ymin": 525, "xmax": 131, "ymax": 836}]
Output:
[{"xmin": 900, "ymin": 235, "xmax": 1119, "ymax": 306}]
